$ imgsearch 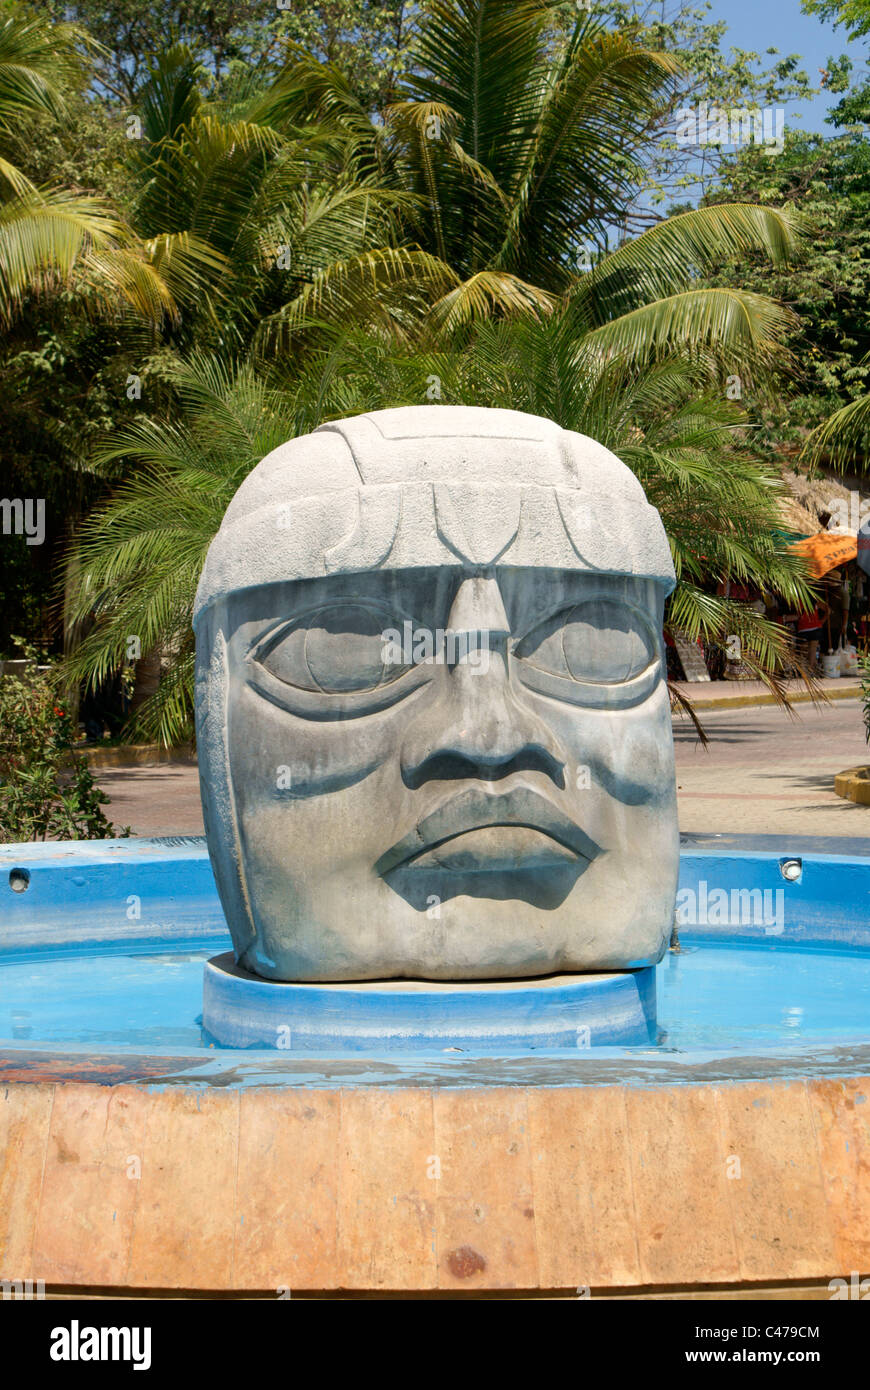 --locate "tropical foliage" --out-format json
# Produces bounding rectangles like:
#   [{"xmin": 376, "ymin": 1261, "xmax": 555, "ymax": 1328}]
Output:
[
  {"xmin": 1, "ymin": 0, "xmax": 862, "ymax": 747},
  {"xmin": 697, "ymin": 103, "xmax": 870, "ymax": 459},
  {"xmin": 0, "ymin": 9, "xmax": 171, "ymax": 326}
]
